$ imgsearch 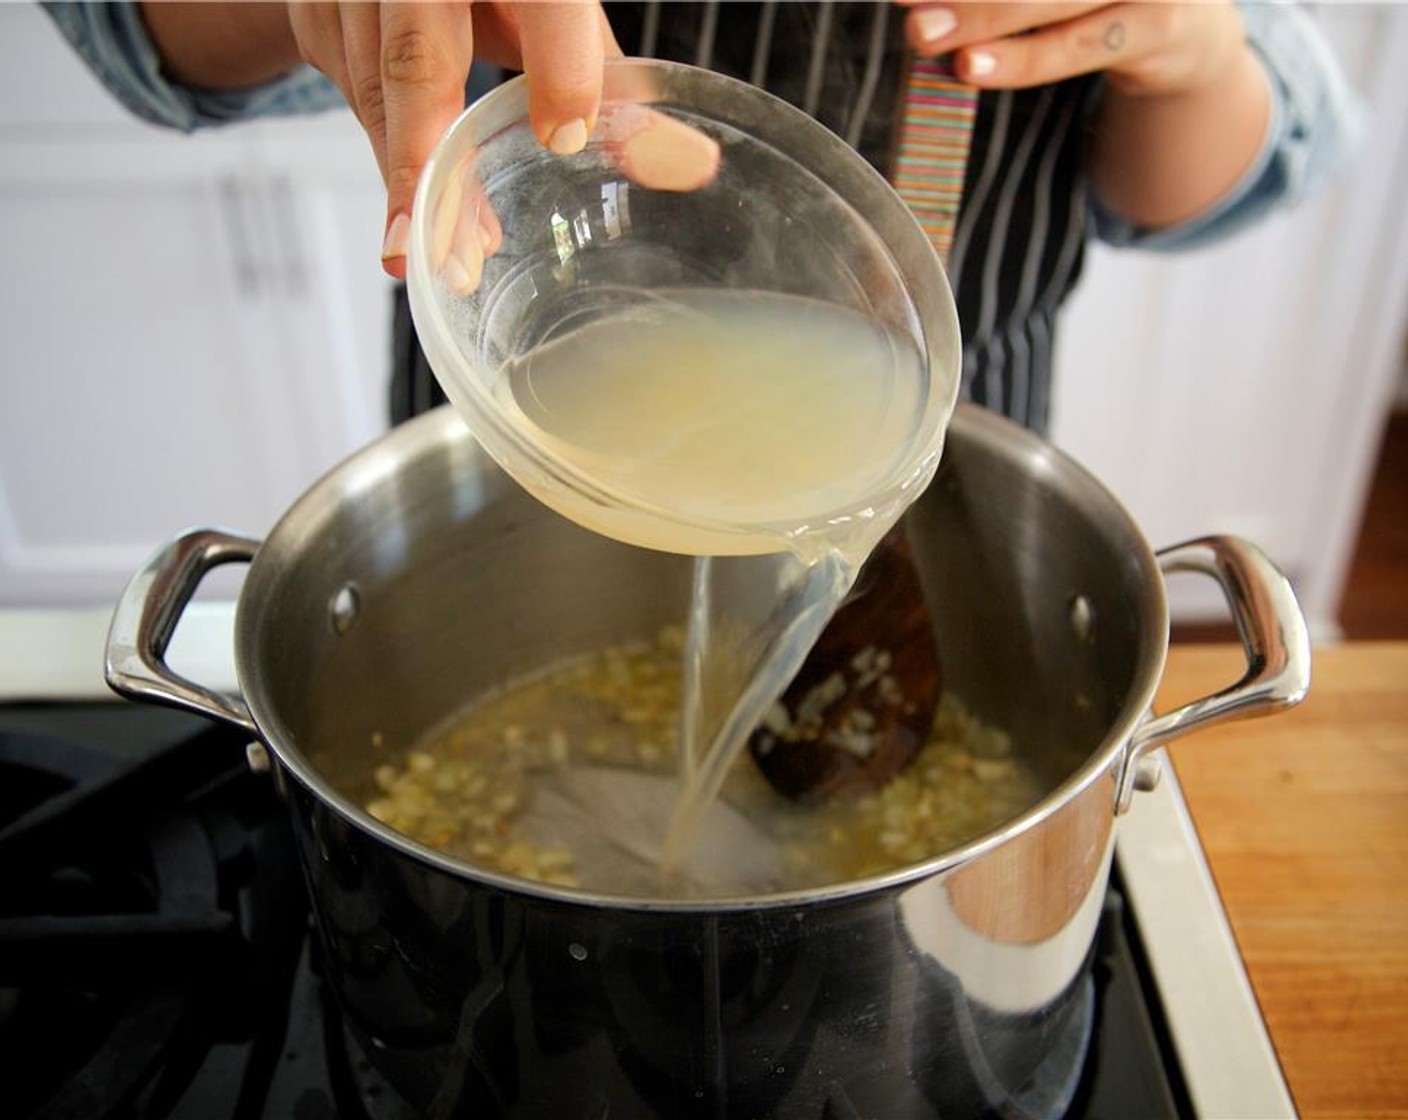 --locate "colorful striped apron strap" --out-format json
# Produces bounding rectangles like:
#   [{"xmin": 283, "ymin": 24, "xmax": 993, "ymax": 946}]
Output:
[{"xmin": 891, "ymin": 55, "xmax": 978, "ymax": 269}]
